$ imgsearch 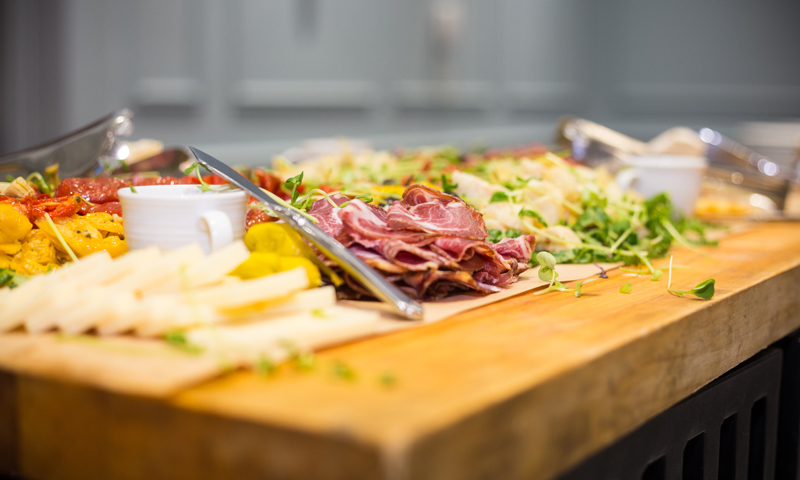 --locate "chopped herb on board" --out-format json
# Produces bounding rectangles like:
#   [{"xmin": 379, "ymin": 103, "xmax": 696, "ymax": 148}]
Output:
[{"xmin": 620, "ymin": 283, "xmax": 633, "ymax": 294}]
